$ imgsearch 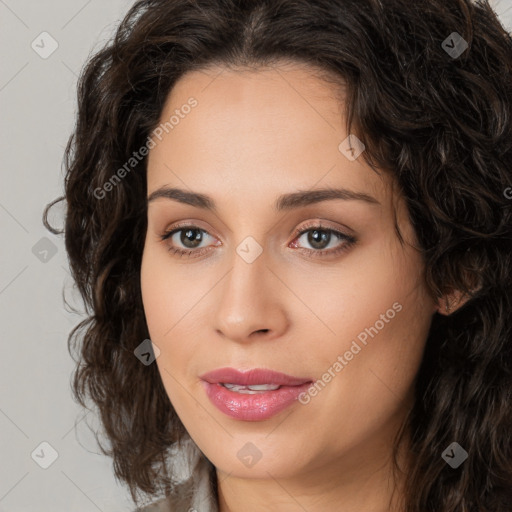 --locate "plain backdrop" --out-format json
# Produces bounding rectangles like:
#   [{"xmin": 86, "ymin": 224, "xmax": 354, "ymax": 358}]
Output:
[{"xmin": 1, "ymin": 1, "xmax": 511, "ymax": 510}]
